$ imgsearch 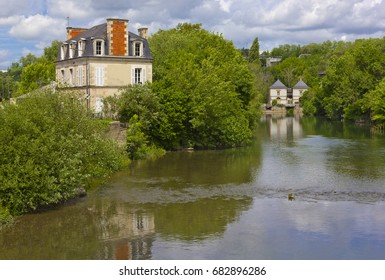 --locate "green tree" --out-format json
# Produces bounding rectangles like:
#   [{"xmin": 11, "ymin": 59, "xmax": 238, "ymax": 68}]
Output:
[
  {"xmin": 364, "ymin": 78, "xmax": 385, "ymax": 123},
  {"xmin": 116, "ymin": 83, "xmax": 170, "ymax": 146},
  {"xmin": 248, "ymin": 37, "xmax": 260, "ymax": 63},
  {"xmin": 319, "ymin": 38, "xmax": 385, "ymax": 120},
  {"xmin": 0, "ymin": 89, "xmax": 127, "ymax": 220},
  {"xmin": 15, "ymin": 41, "xmax": 60, "ymax": 97},
  {"xmin": 149, "ymin": 23, "xmax": 257, "ymax": 149},
  {"xmin": 274, "ymin": 57, "xmax": 306, "ymax": 87},
  {"xmin": 271, "ymin": 44, "xmax": 301, "ymax": 60},
  {"xmin": 16, "ymin": 57, "xmax": 55, "ymax": 95}
]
